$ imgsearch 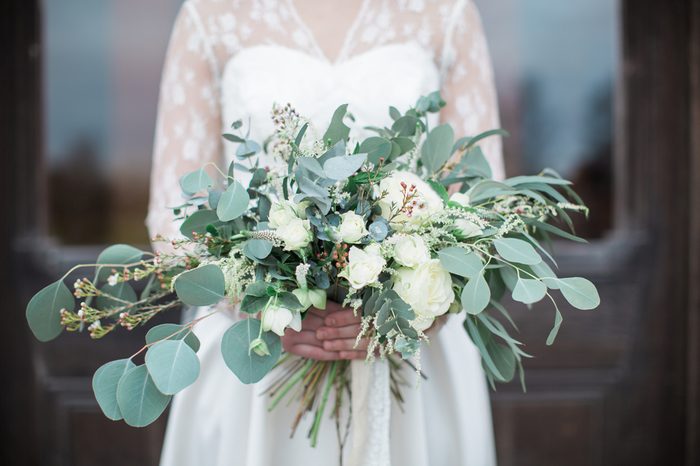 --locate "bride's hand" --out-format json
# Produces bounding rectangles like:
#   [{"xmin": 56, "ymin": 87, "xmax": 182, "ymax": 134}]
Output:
[{"xmin": 281, "ymin": 301, "xmax": 369, "ymax": 361}]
